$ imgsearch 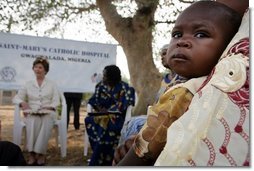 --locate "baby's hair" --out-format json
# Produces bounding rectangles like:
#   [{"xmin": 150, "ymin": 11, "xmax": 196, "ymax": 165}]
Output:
[{"xmin": 191, "ymin": 1, "xmax": 242, "ymax": 43}]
